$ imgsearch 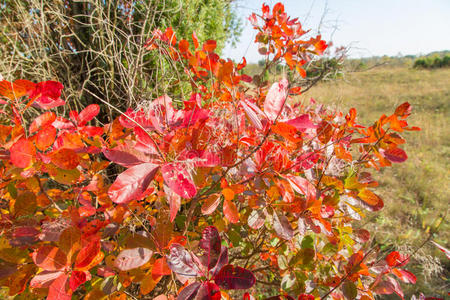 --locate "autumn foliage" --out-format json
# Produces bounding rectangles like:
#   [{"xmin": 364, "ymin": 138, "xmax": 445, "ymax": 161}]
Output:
[{"xmin": 0, "ymin": 3, "xmax": 421, "ymax": 300}]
